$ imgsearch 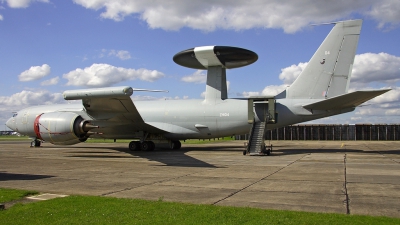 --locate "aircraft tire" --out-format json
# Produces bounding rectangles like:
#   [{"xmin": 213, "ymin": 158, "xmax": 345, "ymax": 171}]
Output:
[
  {"xmin": 31, "ymin": 139, "xmax": 42, "ymax": 147},
  {"xmin": 141, "ymin": 141, "xmax": 156, "ymax": 151},
  {"xmin": 175, "ymin": 141, "xmax": 181, "ymax": 149},
  {"xmin": 147, "ymin": 141, "xmax": 155, "ymax": 151},
  {"xmin": 141, "ymin": 141, "xmax": 150, "ymax": 151},
  {"xmin": 129, "ymin": 141, "xmax": 140, "ymax": 151},
  {"xmin": 171, "ymin": 140, "xmax": 181, "ymax": 150}
]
